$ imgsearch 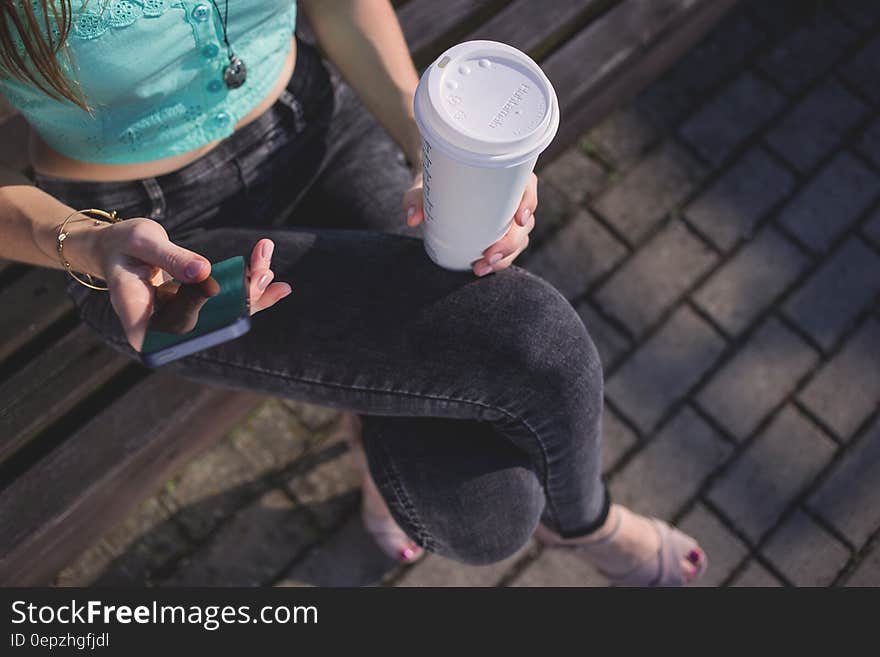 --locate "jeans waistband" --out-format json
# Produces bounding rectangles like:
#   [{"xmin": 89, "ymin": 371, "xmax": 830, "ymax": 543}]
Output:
[{"xmin": 33, "ymin": 36, "xmax": 330, "ymax": 212}]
